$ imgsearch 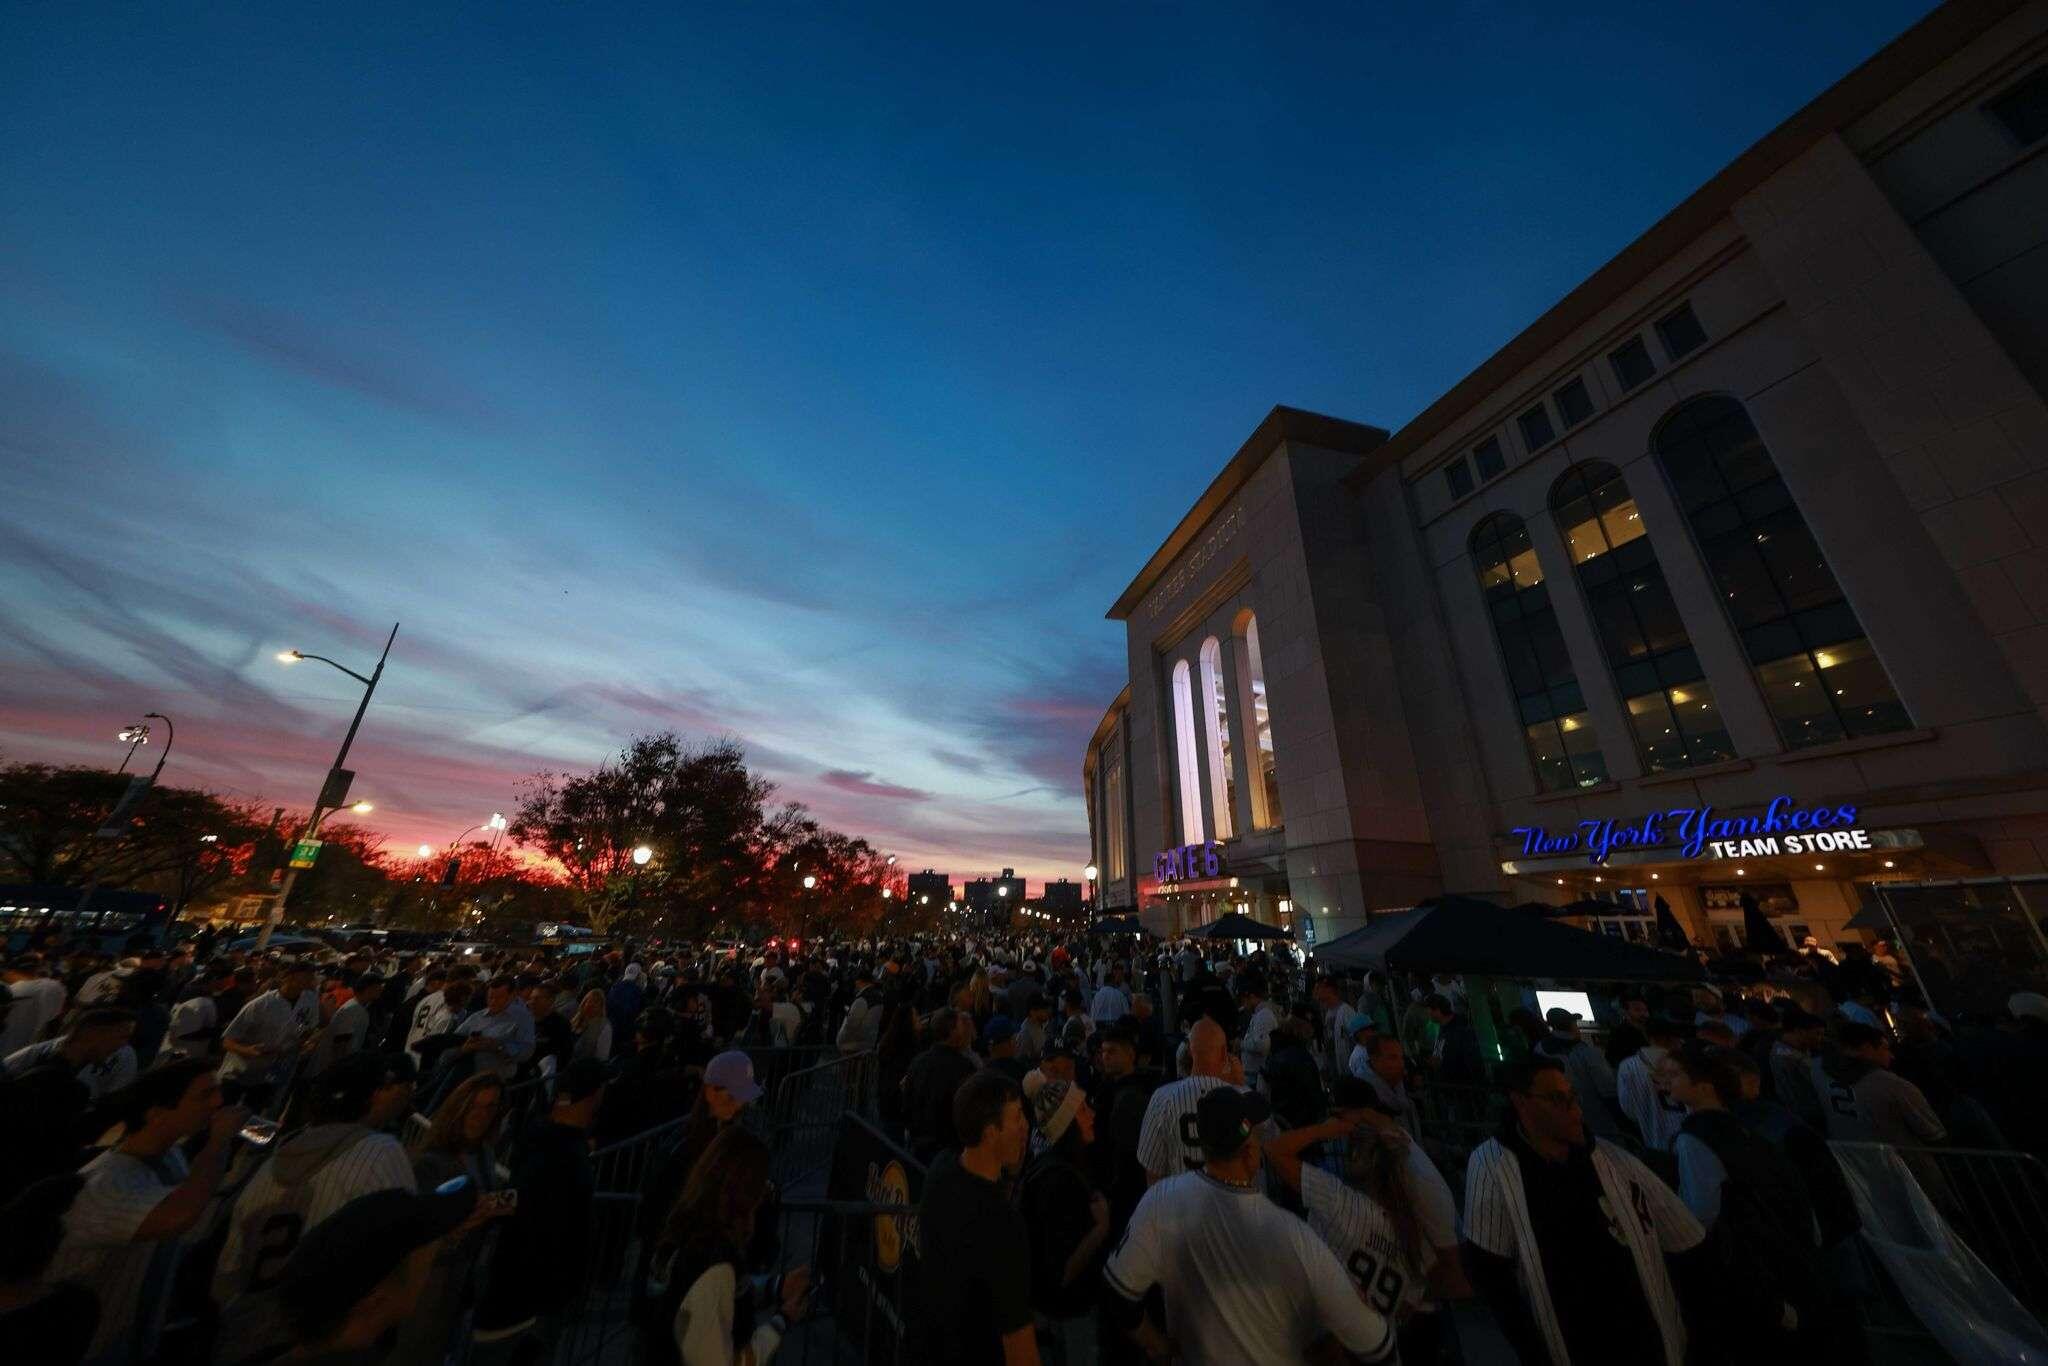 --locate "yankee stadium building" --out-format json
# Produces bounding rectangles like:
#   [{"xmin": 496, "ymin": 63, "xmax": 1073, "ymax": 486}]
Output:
[{"xmin": 1082, "ymin": 0, "xmax": 2048, "ymax": 1008}]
